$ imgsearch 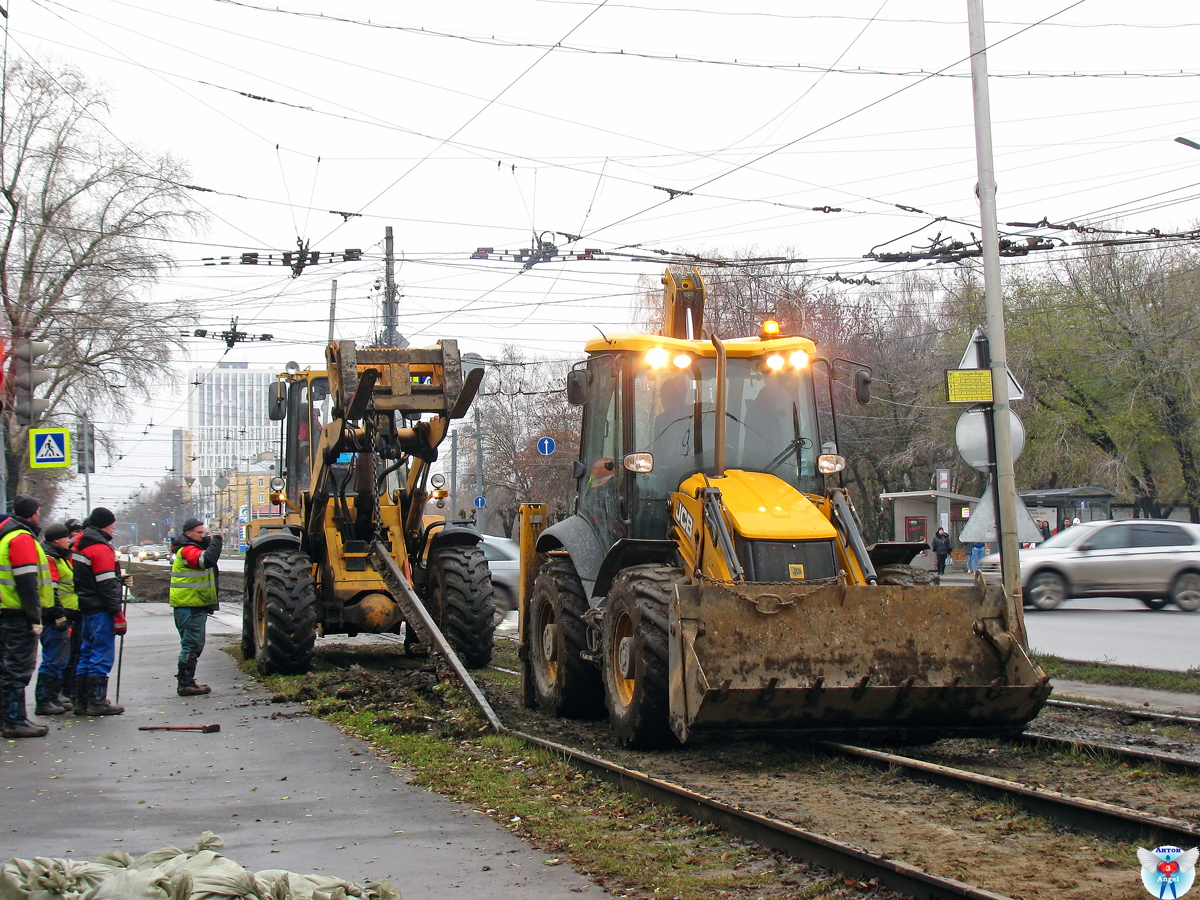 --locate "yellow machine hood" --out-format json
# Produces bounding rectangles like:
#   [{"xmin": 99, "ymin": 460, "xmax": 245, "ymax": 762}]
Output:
[{"xmin": 678, "ymin": 470, "xmax": 837, "ymax": 542}]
